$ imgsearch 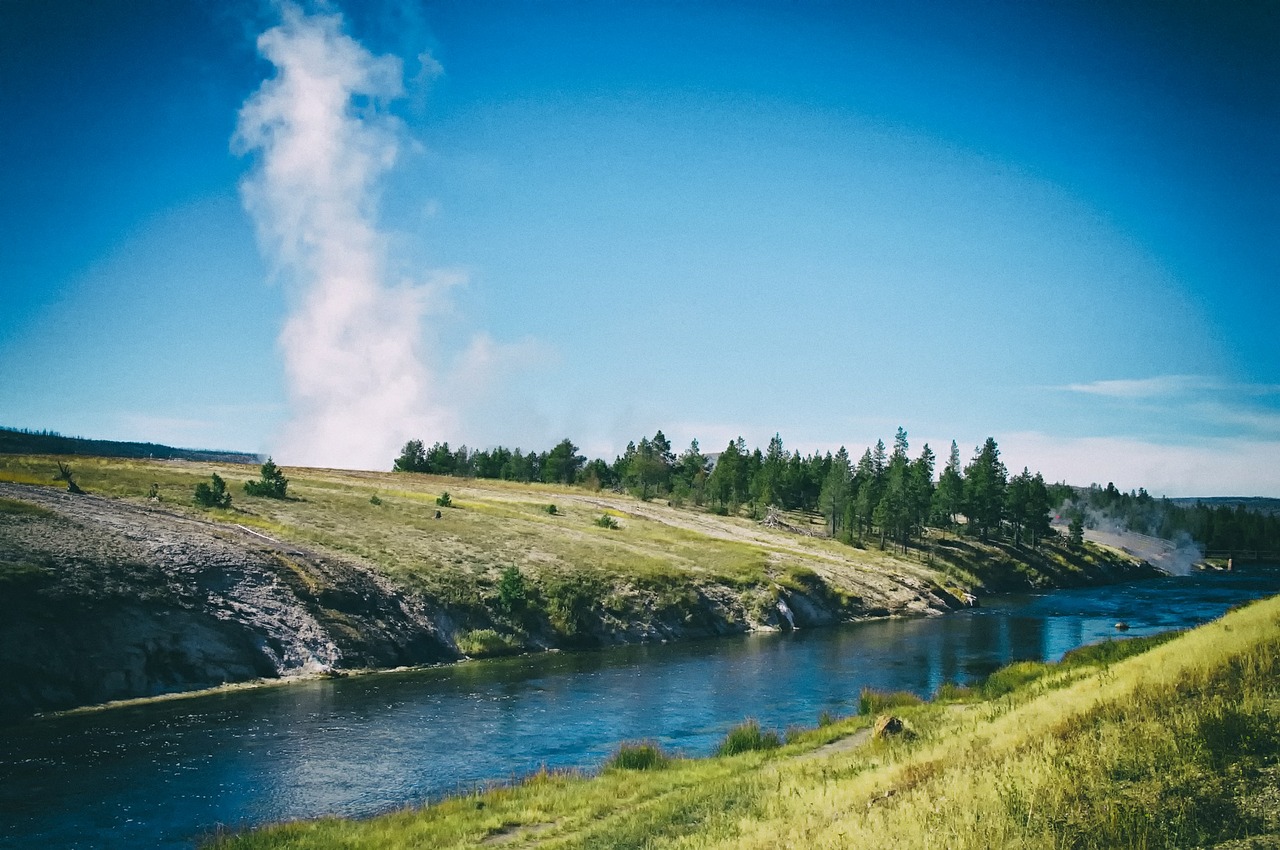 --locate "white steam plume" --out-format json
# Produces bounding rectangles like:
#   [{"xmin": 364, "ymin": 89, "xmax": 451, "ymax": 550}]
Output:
[{"xmin": 234, "ymin": 4, "xmax": 452, "ymax": 469}]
